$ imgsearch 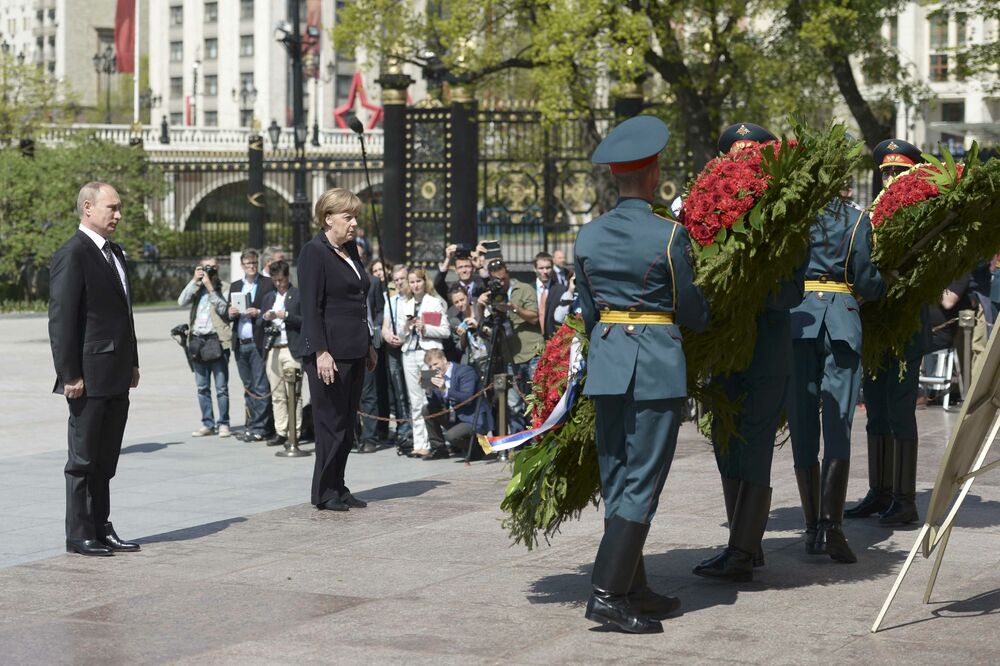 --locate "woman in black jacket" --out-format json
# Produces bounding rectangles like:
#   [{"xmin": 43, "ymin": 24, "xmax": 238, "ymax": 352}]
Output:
[{"xmin": 298, "ymin": 188, "xmax": 377, "ymax": 511}]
